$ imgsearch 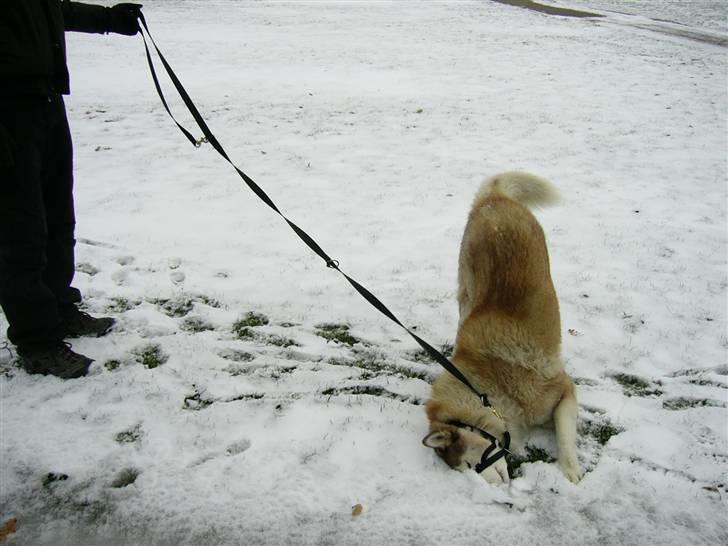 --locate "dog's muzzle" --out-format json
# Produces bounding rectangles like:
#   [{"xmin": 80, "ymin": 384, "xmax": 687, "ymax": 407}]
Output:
[
  {"xmin": 449, "ymin": 420, "xmax": 511, "ymax": 474},
  {"xmin": 474, "ymin": 430, "xmax": 510, "ymax": 473}
]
